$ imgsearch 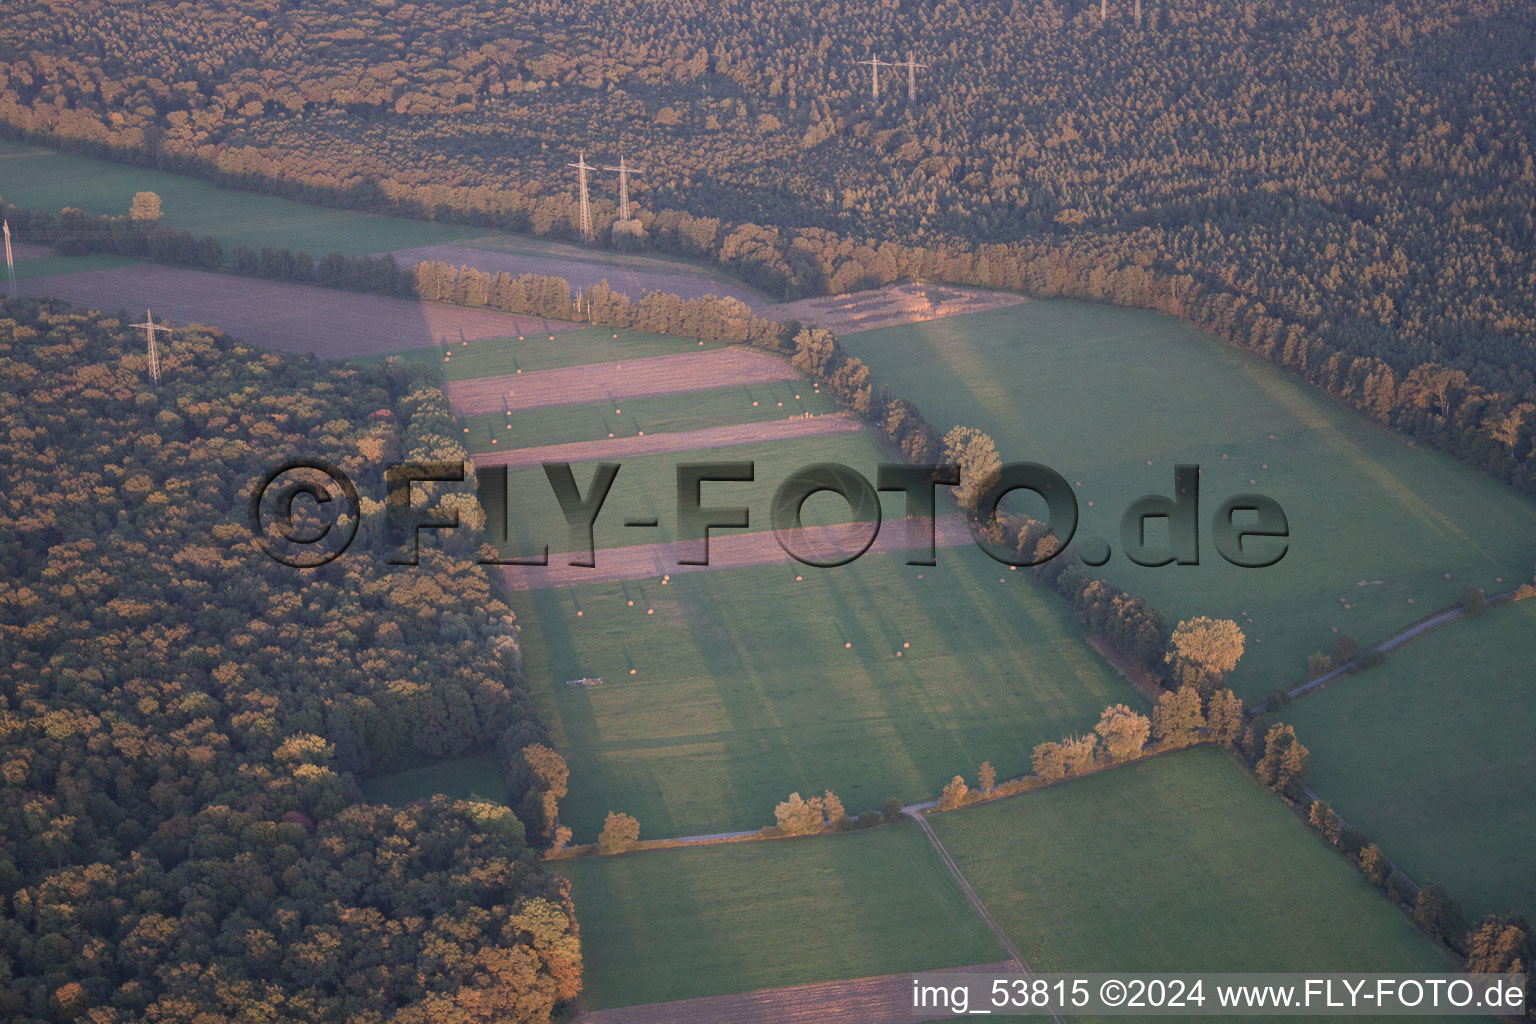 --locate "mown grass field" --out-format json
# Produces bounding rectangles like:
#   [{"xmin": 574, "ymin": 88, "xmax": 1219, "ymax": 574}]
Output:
[
  {"xmin": 551, "ymin": 819, "xmax": 1003, "ymax": 1009},
  {"xmin": 462, "ymin": 379, "xmax": 838, "ymax": 453},
  {"xmin": 513, "ymin": 544, "xmax": 1134, "ymax": 839},
  {"xmin": 1280, "ymin": 598, "xmax": 1536, "ymax": 922},
  {"xmin": 930, "ymin": 749, "xmax": 1456, "ymax": 975},
  {"xmin": 491, "ymin": 428, "xmax": 902, "ymax": 554},
  {"xmin": 0, "ymin": 138, "xmax": 478, "ymax": 254},
  {"xmin": 366, "ymin": 325, "xmax": 722, "ymax": 380},
  {"xmin": 842, "ymin": 301, "xmax": 1536, "ymax": 698}
]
